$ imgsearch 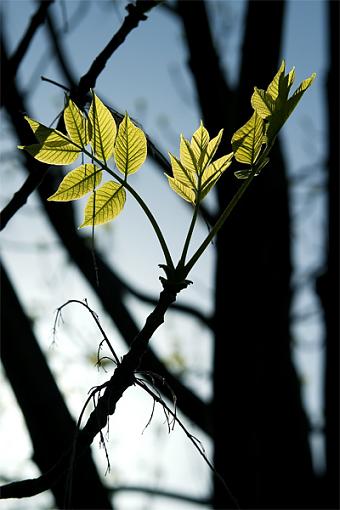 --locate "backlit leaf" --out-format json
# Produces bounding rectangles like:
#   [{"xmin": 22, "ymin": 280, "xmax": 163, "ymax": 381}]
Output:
[
  {"xmin": 18, "ymin": 141, "xmax": 80, "ymax": 165},
  {"xmin": 25, "ymin": 117, "xmax": 70, "ymax": 144},
  {"xmin": 166, "ymin": 176, "xmax": 195, "ymax": 204},
  {"xmin": 180, "ymin": 135, "xmax": 198, "ymax": 175},
  {"xmin": 285, "ymin": 73, "xmax": 316, "ymax": 119},
  {"xmin": 204, "ymin": 129, "xmax": 224, "ymax": 168},
  {"xmin": 64, "ymin": 97, "xmax": 91, "ymax": 146},
  {"xmin": 251, "ymin": 88, "xmax": 275, "ymax": 119},
  {"xmin": 47, "ymin": 164, "xmax": 102, "ymax": 201},
  {"xmin": 231, "ymin": 112, "xmax": 265, "ymax": 164},
  {"xmin": 89, "ymin": 92, "xmax": 116, "ymax": 162},
  {"xmin": 201, "ymin": 152, "xmax": 233, "ymax": 198},
  {"xmin": 190, "ymin": 121, "xmax": 209, "ymax": 165},
  {"xmin": 80, "ymin": 181, "xmax": 126, "ymax": 227},
  {"xmin": 266, "ymin": 60, "xmax": 286, "ymax": 101},
  {"xmin": 114, "ymin": 113, "xmax": 147, "ymax": 175},
  {"xmin": 169, "ymin": 153, "xmax": 196, "ymax": 188},
  {"xmin": 234, "ymin": 157, "xmax": 270, "ymax": 179}
]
